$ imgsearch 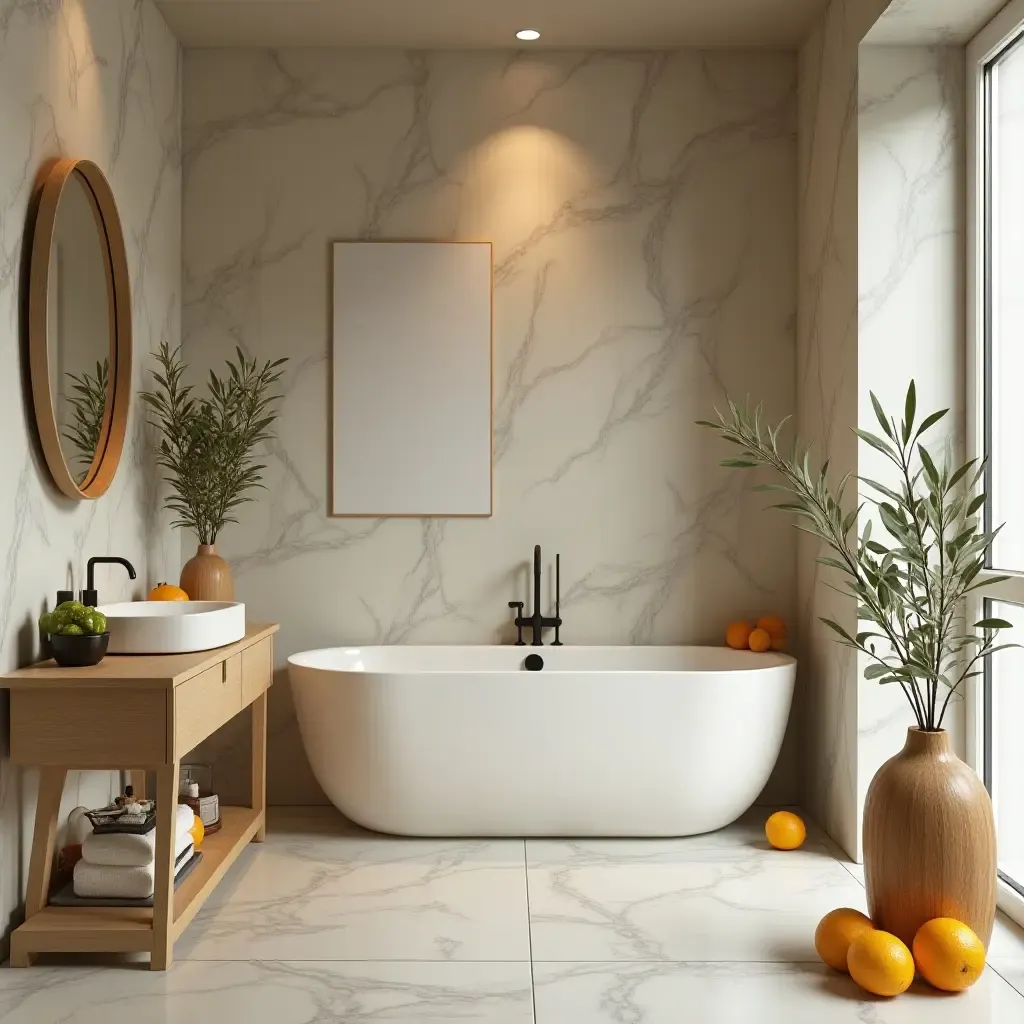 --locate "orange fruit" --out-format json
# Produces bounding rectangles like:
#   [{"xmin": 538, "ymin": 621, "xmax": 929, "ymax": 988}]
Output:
[
  {"xmin": 765, "ymin": 810, "xmax": 806, "ymax": 850},
  {"xmin": 815, "ymin": 908, "xmax": 875, "ymax": 971},
  {"xmin": 725, "ymin": 621, "xmax": 753, "ymax": 650},
  {"xmin": 913, "ymin": 918, "xmax": 986, "ymax": 992},
  {"xmin": 748, "ymin": 627, "xmax": 772, "ymax": 653},
  {"xmin": 756, "ymin": 614, "xmax": 788, "ymax": 650},
  {"xmin": 189, "ymin": 814, "xmax": 205, "ymax": 851},
  {"xmin": 148, "ymin": 582, "xmax": 189, "ymax": 601},
  {"xmin": 847, "ymin": 930, "xmax": 915, "ymax": 997}
]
